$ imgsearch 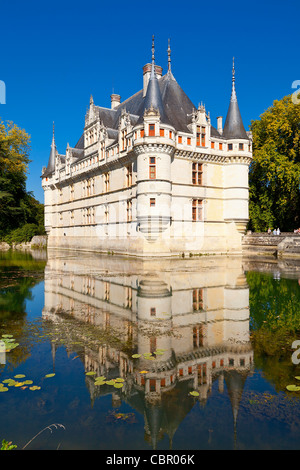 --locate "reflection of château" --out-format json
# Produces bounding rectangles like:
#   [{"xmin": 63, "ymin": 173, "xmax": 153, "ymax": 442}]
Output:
[{"xmin": 43, "ymin": 252, "xmax": 253, "ymax": 448}]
